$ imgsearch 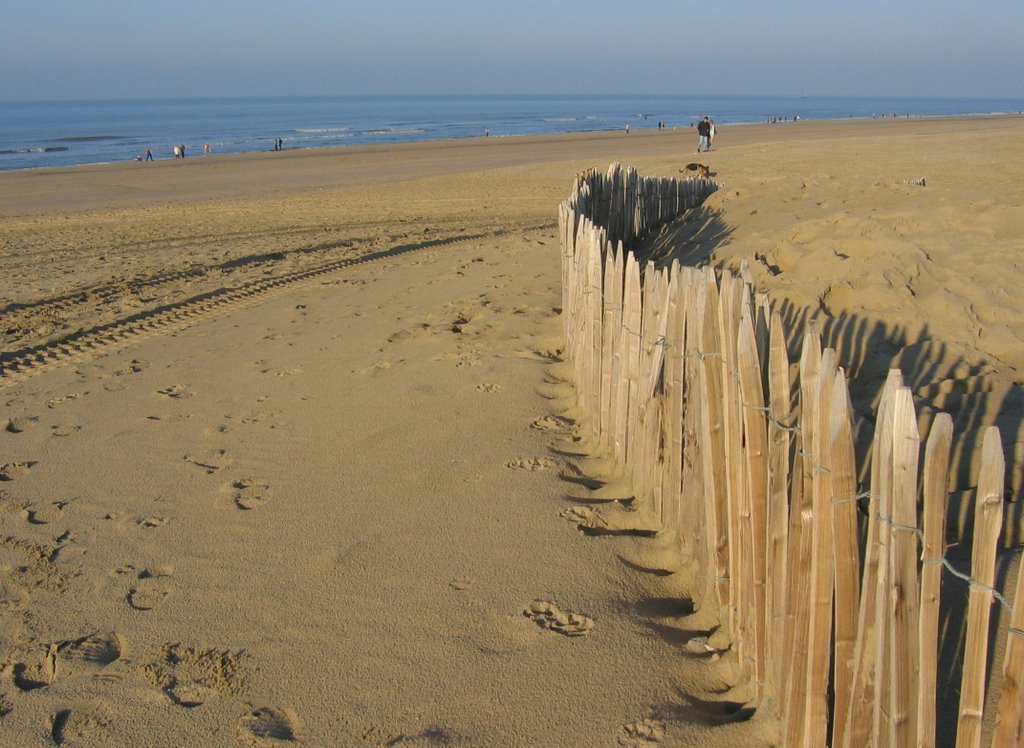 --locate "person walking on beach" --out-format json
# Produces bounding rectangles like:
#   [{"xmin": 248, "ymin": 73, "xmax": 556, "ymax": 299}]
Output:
[
  {"xmin": 697, "ymin": 116, "xmax": 712, "ymax": 152},
  {"xmin": 709, "ymin": 118, "xmax": 716, "ymax": 149},
  {"xmin": 173, "ymin": 145, "xmax": 181, "ymax": 159},
  {"xmin": 145, "ymin": 147, "xmax": 153, "ymax": 161}
]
